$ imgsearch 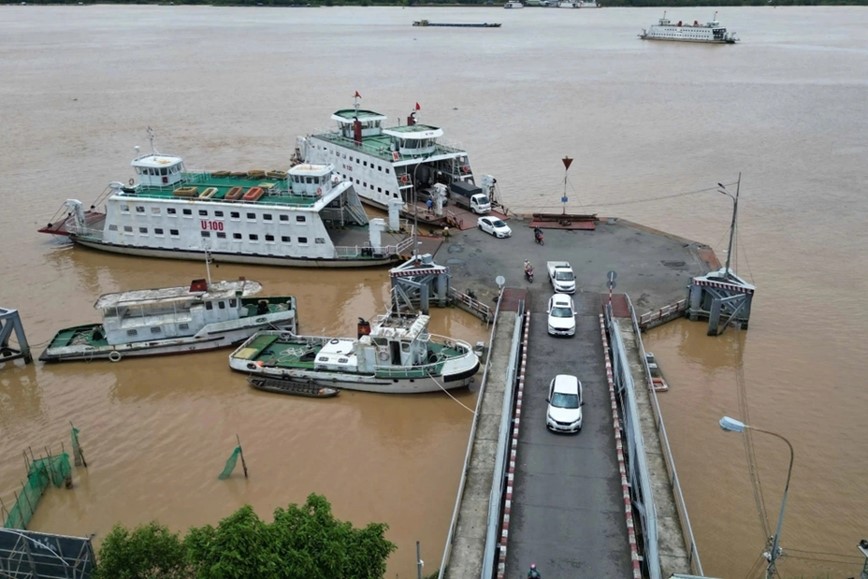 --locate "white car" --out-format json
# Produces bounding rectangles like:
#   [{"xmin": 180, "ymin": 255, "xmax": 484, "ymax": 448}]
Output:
[
  {"xmin": 477, "ymin": 216, "xmax": 512, "ymax": 239},
  {"xmin": 546, "ymin": 374, "xmax": 584, "ymax": 433},
  {"xmin": 547, "ymin": 294, "xmax": 576, "ymax": 336}
]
